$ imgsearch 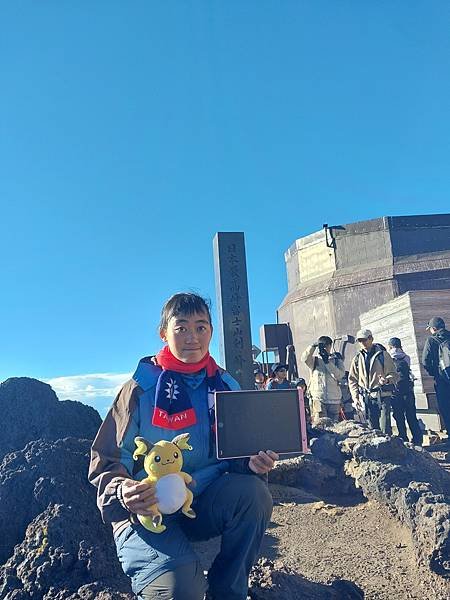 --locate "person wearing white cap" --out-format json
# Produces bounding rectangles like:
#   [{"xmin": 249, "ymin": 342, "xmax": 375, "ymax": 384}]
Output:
[{"xmin": 348, "ymin": 329, "xmax": 398, "ymax": 434}]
